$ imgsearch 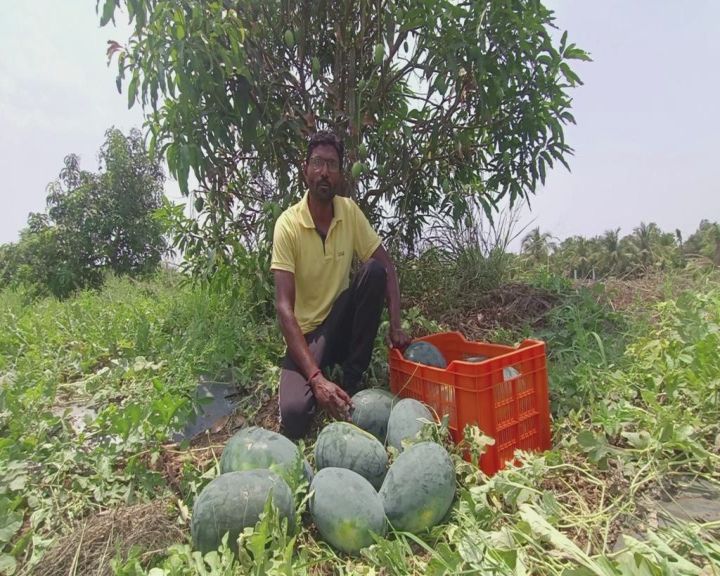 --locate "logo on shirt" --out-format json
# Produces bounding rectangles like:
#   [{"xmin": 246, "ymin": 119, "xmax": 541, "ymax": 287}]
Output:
[{"xmin": 337, "ymin": 250, "xmax": 345, "ymax": 257}]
